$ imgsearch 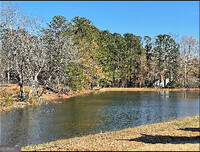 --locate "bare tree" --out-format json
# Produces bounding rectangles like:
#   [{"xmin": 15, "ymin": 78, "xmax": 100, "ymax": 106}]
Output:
[
  {"xmin": 0, "ymin": 2, "xmax": 45, "ymax": 101},
  {"xmin": 180, "ymin": 36, "xmax": 199, "ymax": 88},
  {"xmin": 0, "ymin": 2, "xmax": 26, "ymax": 83}
]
